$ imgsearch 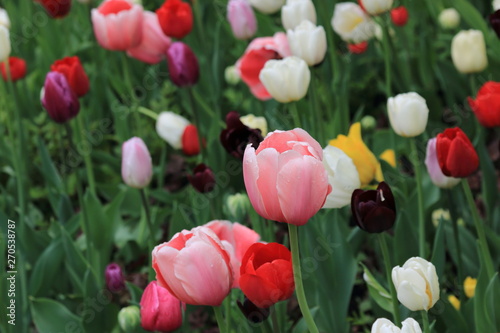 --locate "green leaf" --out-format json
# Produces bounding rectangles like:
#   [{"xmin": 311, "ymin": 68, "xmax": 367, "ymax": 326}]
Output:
[
  {"xmin": 474, "ymin": 249, "xmax": 497, "ymax": 333},
  {"xmin": 36, "ymin": 137, "xmax": 64, "ymax": 192},
  {"xmin": 29, "ymin": 239, "xmax": 64, "ymax": 296},
  {"xmin": 59, "ymin": 224, "xmax": 89, "ymax": 295},
  {"xmin": 126, "ymin": 281, "xmax": 144, "ymax": 305},
  {"xmin": 453, "ymin": 0, "xmax": 489, "ymax": 35},
  {"xmin": 31, "ymin": 297, "xmax": 84, "ymax": 333},
  {"xmin": 430, "ymin": 217, "xmax": 446, "ymax": 280},
  {"xmin": 360, "ymin": 263, "xmax": 392, "ymax": 313}
]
